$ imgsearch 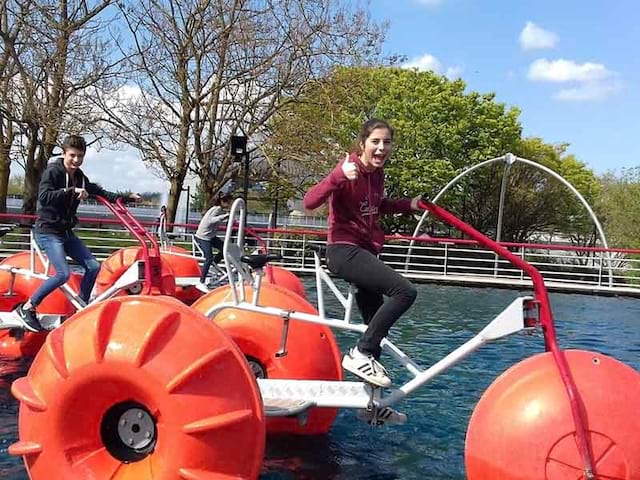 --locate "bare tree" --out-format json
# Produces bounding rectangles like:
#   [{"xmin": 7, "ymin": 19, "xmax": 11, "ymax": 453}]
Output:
[
  {"xmin": 99, "ymin": 0, "xmax": 385, "ymax": 223},
  {"xmin": 0, "ymin": 0, "xmax": 33, "ymax": 211},
  {"xmin": 0, "ymin": 0, "xmax": 121, "ymax": 214}
]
